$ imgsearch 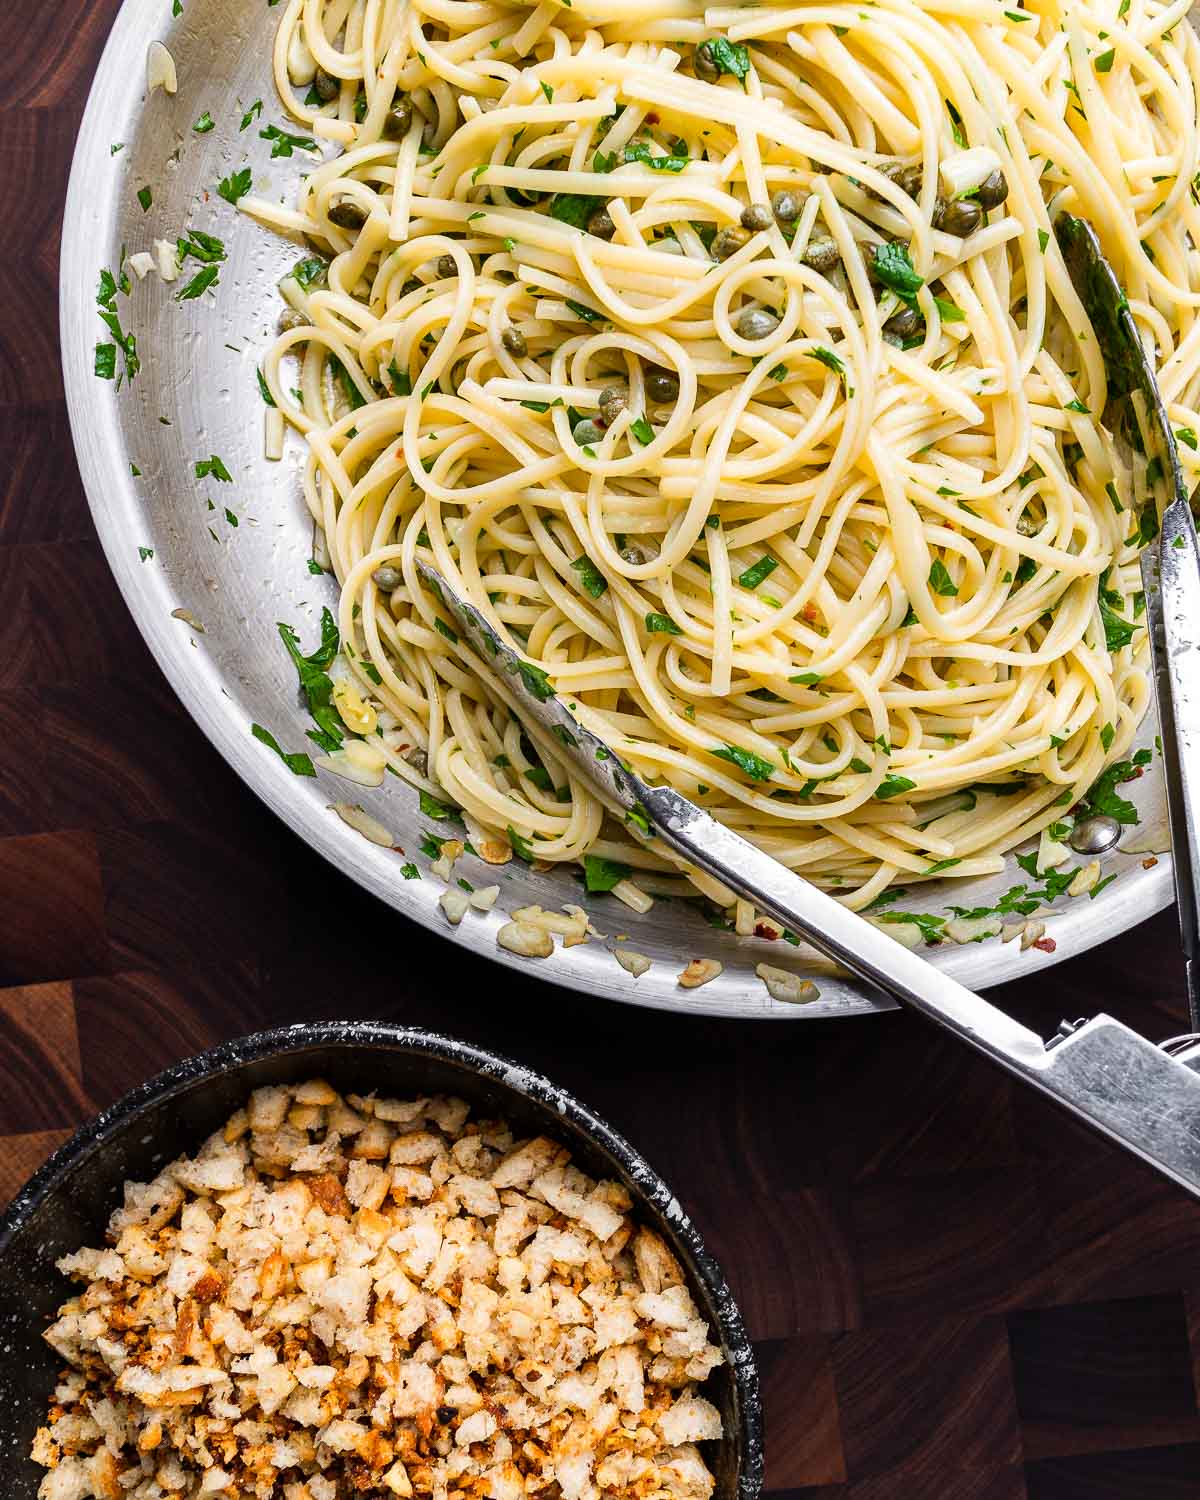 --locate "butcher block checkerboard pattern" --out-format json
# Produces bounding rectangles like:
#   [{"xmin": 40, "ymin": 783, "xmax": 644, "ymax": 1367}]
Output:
[{"xmin": 7, "ymin": 5, "xmax": 1200, "ymax": 1495}]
